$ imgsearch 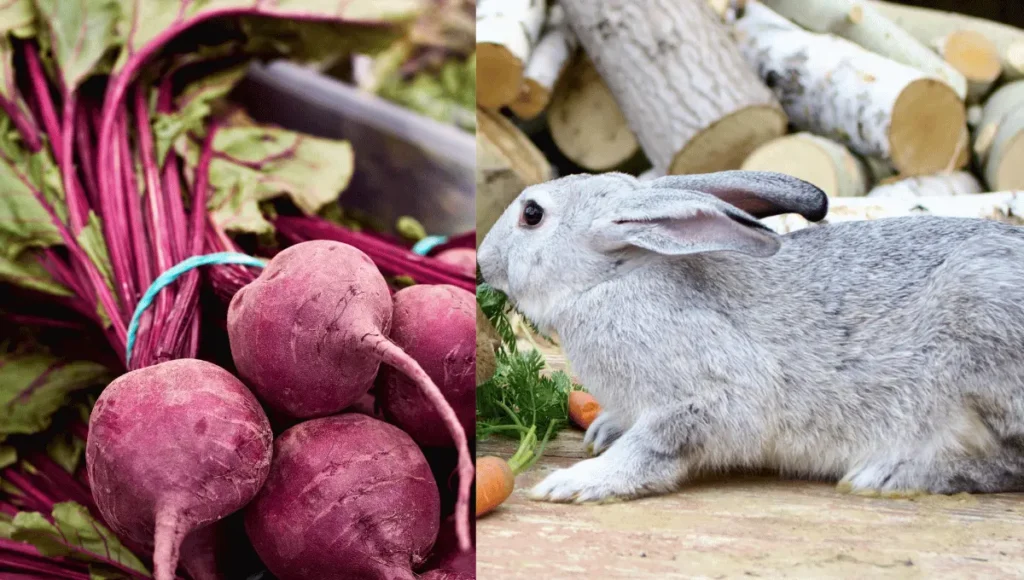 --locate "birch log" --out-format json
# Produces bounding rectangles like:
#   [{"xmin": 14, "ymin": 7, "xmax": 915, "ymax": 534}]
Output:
[
  {"xmin": 547, "ymin": 54, "xmax": 640, "ymax": 172},
  {"xmin": 741, "ymin": 133, "xmax": 869, "ymax": 198},
  {"xmin": 759, "ymin": 0, "xmax": 968, "ymax": 100},
  {"xmin": 560, "ymin": 0, "xmax": 787, "ymax": 175},
  {"xmin": 508, "ymin": 6, "xmax": 578, "ymax": 120},
  {"xmin": 477, "ymin": 107, "xmax": 552, "ymax": 245},
  {"xmin": 866, "ymin": 172, "xmax": 983, "ymax": 199},
  {"xmin": 974, "ymin": 81, "xmax": 1024, "ymax": 192},
  {"xmin": 763, "ymin": 192, "xmax": 1024, "ymax": 234},
  {"xmin": 867, "ymin": 0, "xmax": 1024, "ymax": 82},
  {"xmin": 735, "ymin": 2, "xmax": 966, "ymax": 176},
  {"xmin": 476, "ymin": 0, "xmax": 546, "ymax": 109},
  {"xmin": 933, "ymin": 31, "xmax": 1002, "ymax": 103}
]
